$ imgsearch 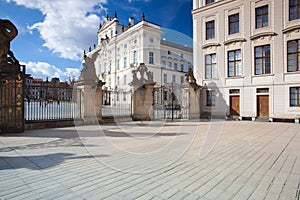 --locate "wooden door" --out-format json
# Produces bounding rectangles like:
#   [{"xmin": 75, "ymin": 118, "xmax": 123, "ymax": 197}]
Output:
[
  {"xmin": 230, "ymin": 96, "xmax": 240, "ymax": 116},
  {"xmin": 257, "ymin": 95, "xmax": 269, "ymax": 117}
]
